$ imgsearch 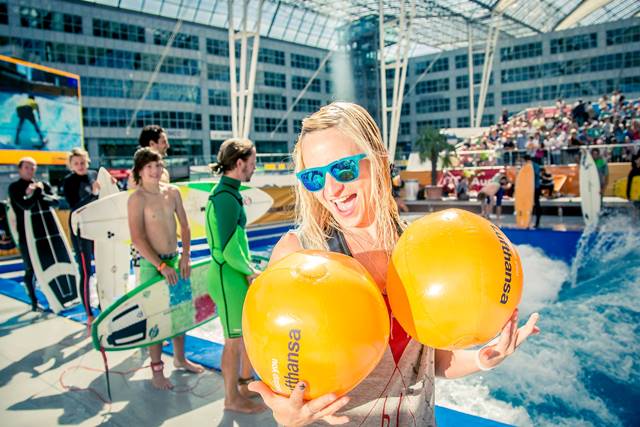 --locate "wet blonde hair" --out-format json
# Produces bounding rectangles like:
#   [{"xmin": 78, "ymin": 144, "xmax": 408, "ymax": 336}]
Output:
[{"xmin": 294, "ymin": 102, "xmax": 403, "ymax": 252}]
